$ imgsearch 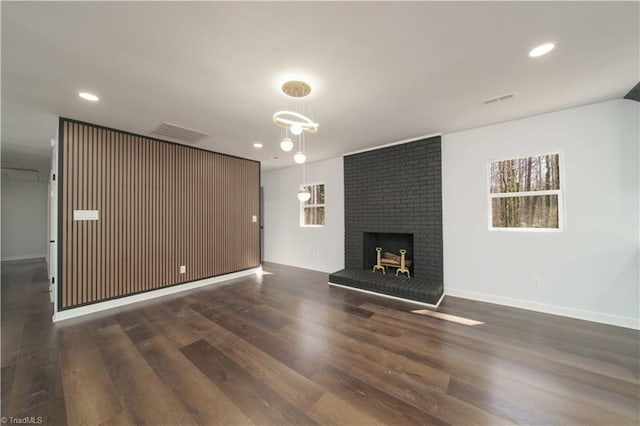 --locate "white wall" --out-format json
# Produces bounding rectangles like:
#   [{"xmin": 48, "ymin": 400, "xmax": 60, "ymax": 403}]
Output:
[
  {"xmin": 262, "ymin": 156, "xmax": 344, "ymax": 273},
  {"xmin": 1, "ymin": 178, "xmax": 49, "ymax": 260},
  {"xmin": 443, "ymin": 99, "xmax": 639, "ymax": 329}
]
